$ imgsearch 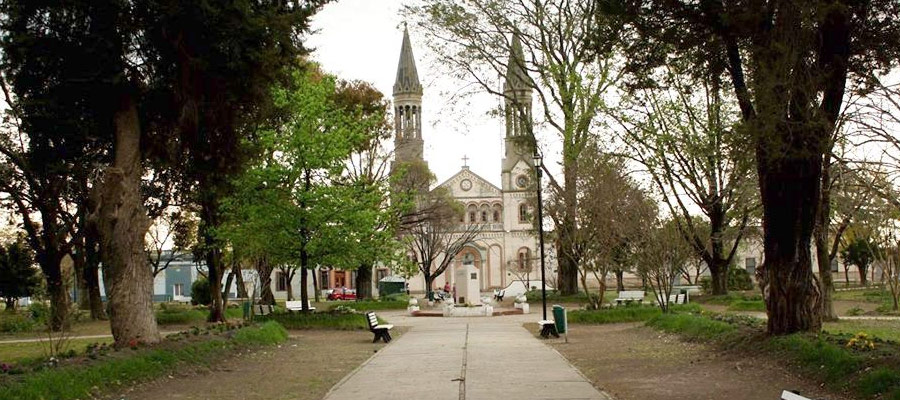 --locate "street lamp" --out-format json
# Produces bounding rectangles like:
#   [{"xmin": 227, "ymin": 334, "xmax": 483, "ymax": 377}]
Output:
[{"xmin": 533, "ymin": 153, "xmax": 549, "ymax": 323}]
